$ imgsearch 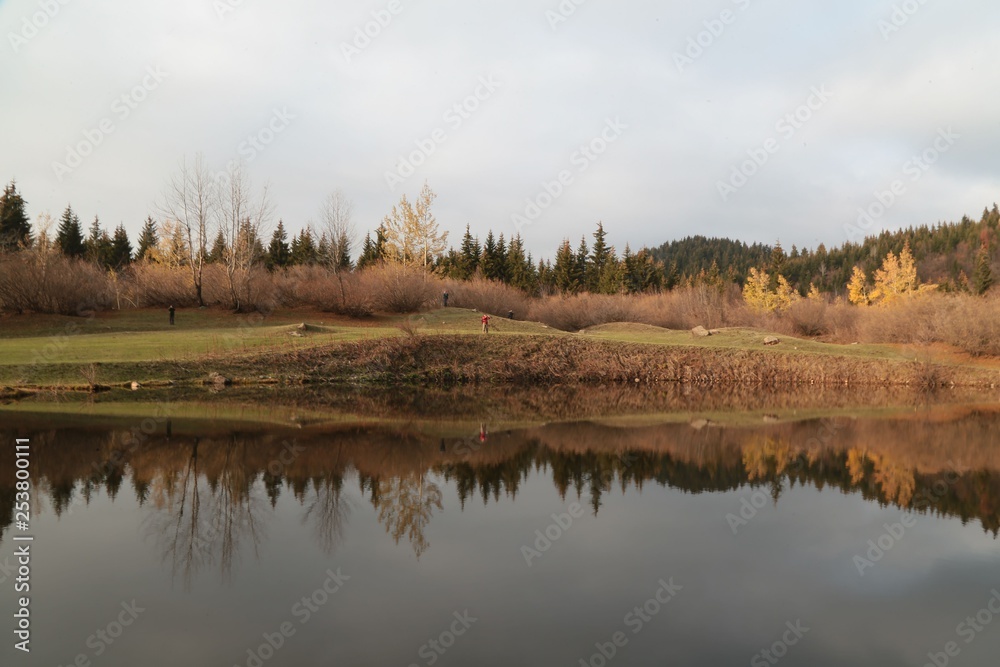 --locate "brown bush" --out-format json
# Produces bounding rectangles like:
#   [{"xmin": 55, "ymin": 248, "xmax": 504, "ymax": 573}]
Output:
[
  {"xmin": 280, "ymin": 265, "xmax": 374, "ymax": 317},
  {"xmin": 361, "ymin": 264, "xmax": 440, "ymax": 314},
  {"xmin": 0, "ymin": 252, "xmax": 111, "ymax": 314},
  {"xmin": 124, "ymin": 262, "xmax": 200, "ymax": 308},
  {"xmin": 443, "ymin": 278, "xmax": 530, "ymax": 318}
]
